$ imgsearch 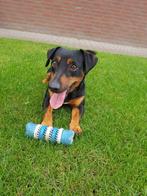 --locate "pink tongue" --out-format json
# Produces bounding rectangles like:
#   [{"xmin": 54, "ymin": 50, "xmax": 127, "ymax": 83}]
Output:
[{"xmin": 50, "ymin": 90, "xmax": 67, "ymax": 109}]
